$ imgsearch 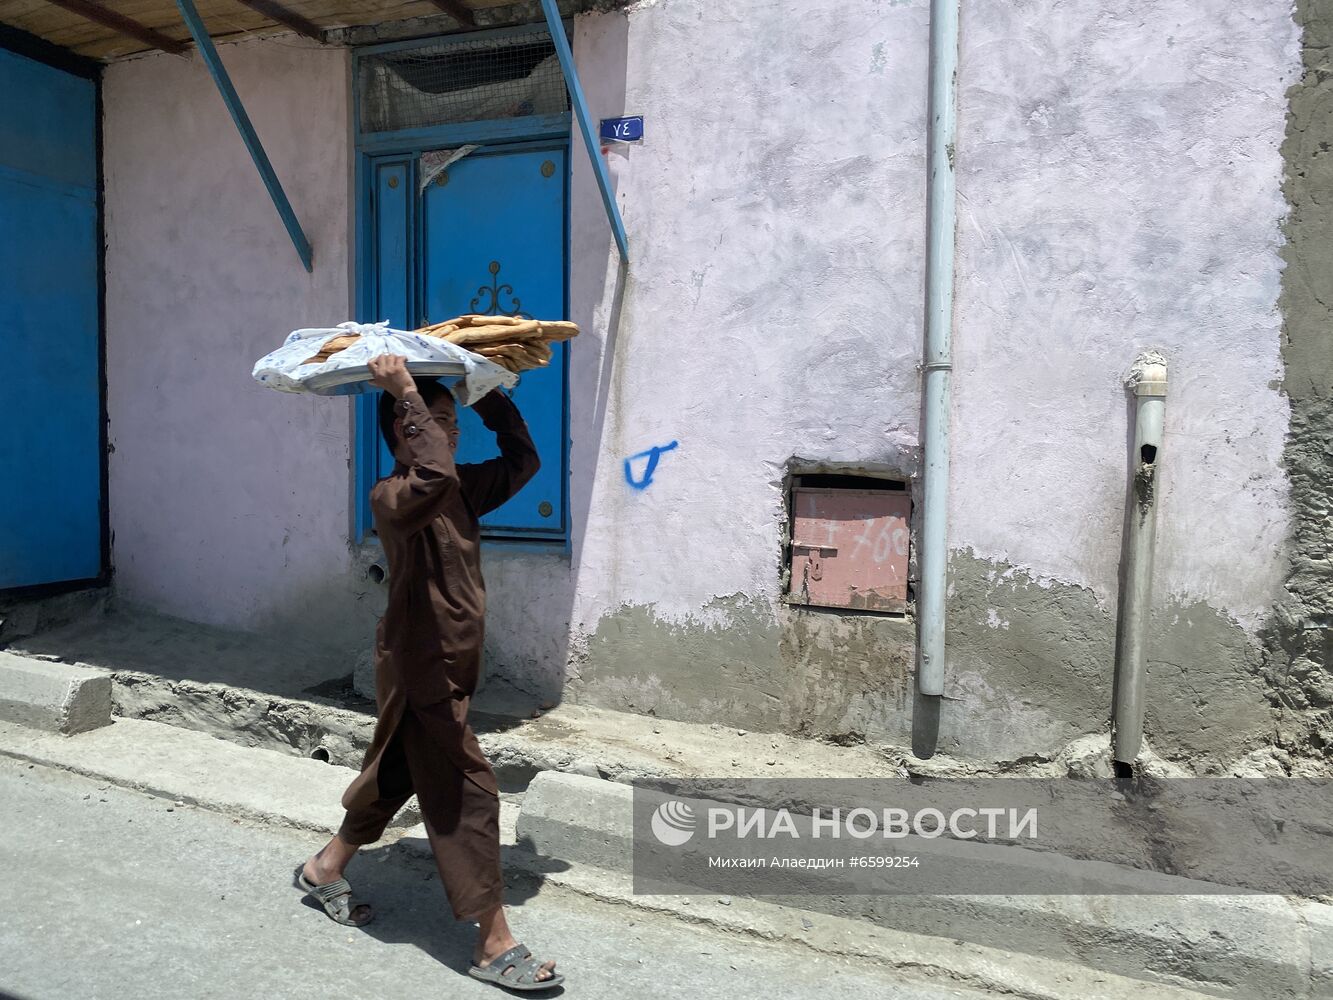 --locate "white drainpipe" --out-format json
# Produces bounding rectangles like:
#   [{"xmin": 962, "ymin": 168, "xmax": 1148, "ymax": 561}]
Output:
[
  {"xmin": 1112, "ymin": 352, "xmax": 1169, "ymax": 765},
  {"xmin": 917, "ymin": 0, "xmax": 961, "ymax": 698}
]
